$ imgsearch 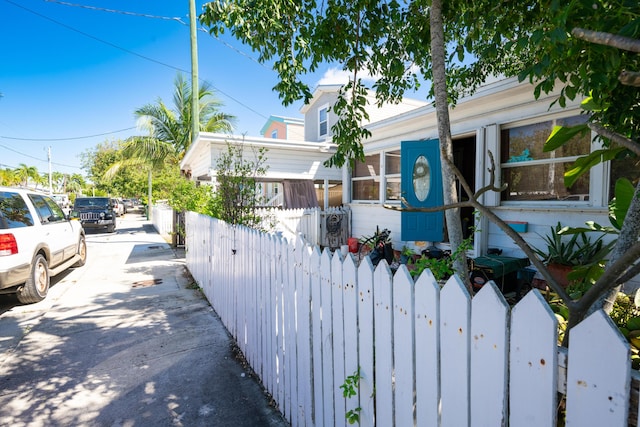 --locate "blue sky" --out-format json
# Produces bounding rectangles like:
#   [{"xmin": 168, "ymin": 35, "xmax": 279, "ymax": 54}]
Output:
[{"xmin": 0, "ymin": 0, "xmax": 343, "ymax": 176}]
